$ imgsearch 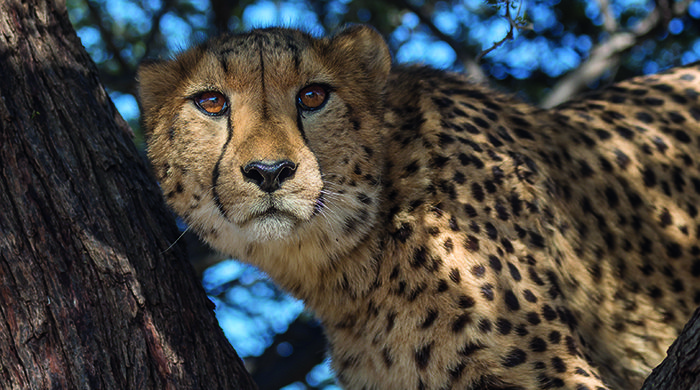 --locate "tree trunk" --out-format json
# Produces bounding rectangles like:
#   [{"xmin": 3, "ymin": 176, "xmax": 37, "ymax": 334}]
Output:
[
  {"xmin": 0, "ymin": 1, "xmax": 256, "ymax": 389},
  {"xmin": 641, "ymin": 306, "xmax": 700, "ymax": 389}
]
